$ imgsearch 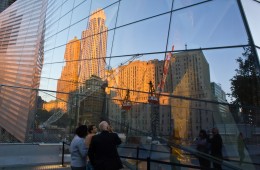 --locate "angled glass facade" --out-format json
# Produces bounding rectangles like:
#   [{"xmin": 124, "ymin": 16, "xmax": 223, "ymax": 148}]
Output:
[
  {"xmin": 0, "ymin": 0, "xmax": 260, "ymax": 169},
  {"xmin": 0, "ymin": 0, "xmax": 47, "ymax": 142}
]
